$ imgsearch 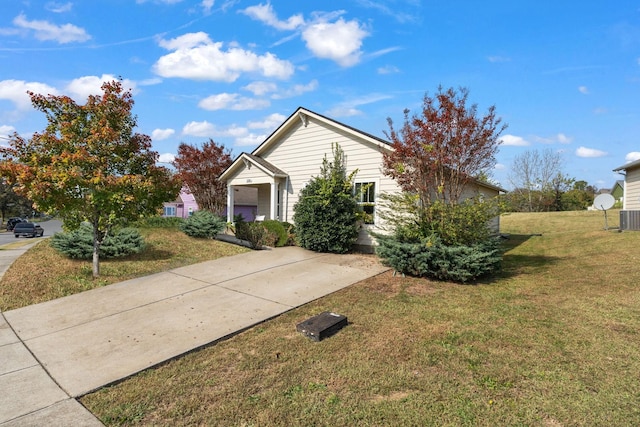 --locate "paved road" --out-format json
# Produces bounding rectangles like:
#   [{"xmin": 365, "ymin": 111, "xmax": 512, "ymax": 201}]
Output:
[{"xmin": 0, "ymin": 219, "xmax": 63, "ymax": 246}]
